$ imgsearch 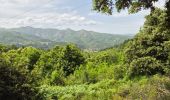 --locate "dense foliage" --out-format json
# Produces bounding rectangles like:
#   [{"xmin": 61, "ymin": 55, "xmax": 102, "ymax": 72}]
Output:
[
  {"xmin": 125, "ymin": 8, "xmax": 170, "ymax": 76},
  {"xmin": 92, "ymin": 0, "xmax": 167, "ymax": 14},
  {"xmin": 1, "ymin": 4, "xmax": 170, "ymax": 100},
  {"xmin": 0, "ymin": 55, "xmax": 41, "ymax": 100}
]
